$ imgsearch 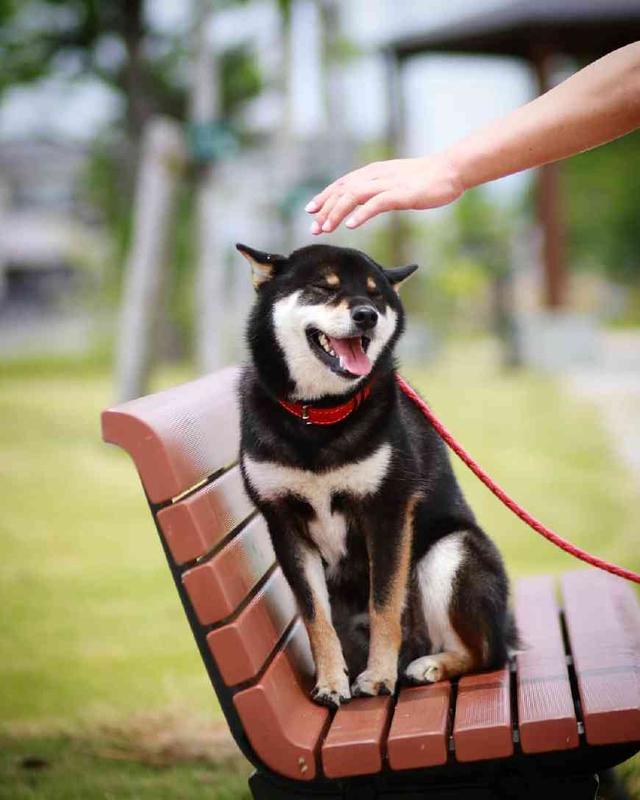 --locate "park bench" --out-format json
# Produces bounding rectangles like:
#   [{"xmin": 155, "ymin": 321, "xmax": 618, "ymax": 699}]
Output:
[{"xmin": 101, "ymin": 366, "xmax": 640, "ymax": 799}]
